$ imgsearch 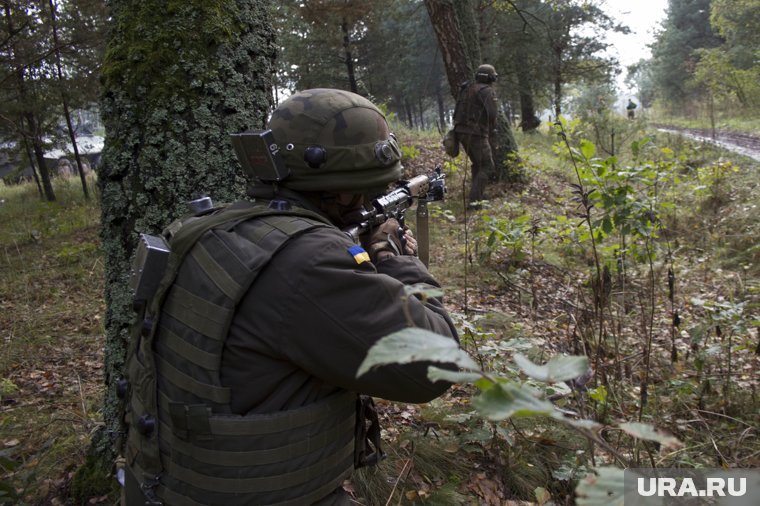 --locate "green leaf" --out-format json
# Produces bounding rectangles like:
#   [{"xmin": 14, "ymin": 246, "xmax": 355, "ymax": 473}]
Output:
[
  {"xmin": 427, "ymin": 366, "xmax": 482, "ymax": 384},
  {"xmin": 618, "ymin": 422, "xmax": 683, "ymax": 449},
  {"xmin": 513, "ymin": 354, "xmax": 589, "ymax": 384},
  {"xmin": 473, "ymin": 382, "xmax": 556, "ymax": 420},
  {"xmin": 444, "ymin": 412, "xmax": 474, "ymax": 423},
  {"xmin": 535, "ymin": 487, "xmax": 551, "ymax": 505},
  {"xmin": 575, "ymin": 467, "xmax": 626, "ymax": 506},
  {"xmin": 601, "ymin": 217, "xmax": 613, "ymax": 235},
  {"xmin": 562, "ymin": 418, "xmax": 603, "ymax": 431},
  {"xmin": 356, "ymin": 328, "xmax": 478, "ymax": 377},
  {"xmin": 403, "ymin": 284, "xmax": 444, "ymax": 299},
  {"xmin": 580, "ymin": 139, "xmax": 596, "ymax": 159},
  {"xmin": 0, "ymin": 456, "xmax": 18, "ymax": 472},
  {"xmin": 589, "ymin": 385, "xmax": 608, "ymax": 403}
]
